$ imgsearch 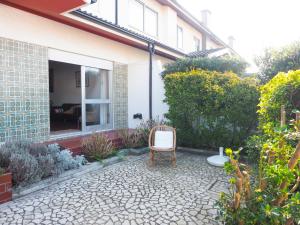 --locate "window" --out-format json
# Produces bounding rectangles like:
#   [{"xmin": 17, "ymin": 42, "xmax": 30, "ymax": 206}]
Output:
[
  {"xmin": 194, "ymin": 37, "xmax": 201, "ymax": 51},
  {"xmin": 129, "ymin": 0, "xmax": 144, "ymax": 31},
  {"xmin": 145, "ymin": 7, "xmax": 158, "ymax": 37},
  {"xmin": 81, "ymin": 0, "xmax": 116, "ymax": 23},
  {"xmin": 129, "ymin": 0, "xmax": 158, "ymax": 37},
  {"xmin": 177, "ymin": 26, "xmax": 183, "ymax": 49}
]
